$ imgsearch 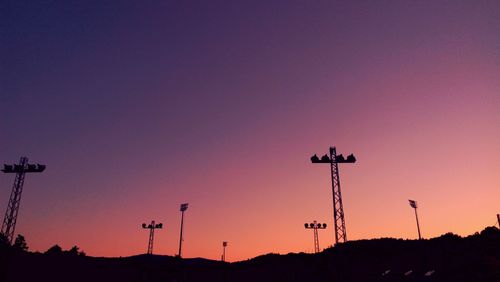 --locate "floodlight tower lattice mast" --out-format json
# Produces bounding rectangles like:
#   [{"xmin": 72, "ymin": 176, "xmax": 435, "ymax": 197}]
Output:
[
  {"xmin": 1, "ymin": 157, "xmax": 46, "ymax": 244},
  {"xmin": 142, "ymin": 220, "xmax": 163, "ymax": 255},
  {"xmin": 311, "ymin": 147, "xmax": 356, "ymax": 245},
  {"xmin": 304, "ymin": 221, "xmax": 327, "ymax": 253}
]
